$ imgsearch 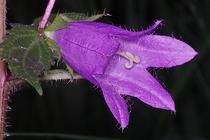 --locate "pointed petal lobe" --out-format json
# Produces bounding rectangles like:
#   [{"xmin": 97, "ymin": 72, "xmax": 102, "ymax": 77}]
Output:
[
  {"xmin": 98, "ymin": 80, "xmax": 129, "ymax": 128},
  {"xmin": 135, "ymin": 20, "xmax": 162, "ymax": 36},
  {"xmin": 68, "ymin": 21, "xmax": 162, "ymax": 41},
  {"xmin": 121, "ymin": 35, "xmax": 197, "ymax": 68},
  {"xmin": 101, "ymin": 56, "xmax": 175, "ymax": 111}
]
